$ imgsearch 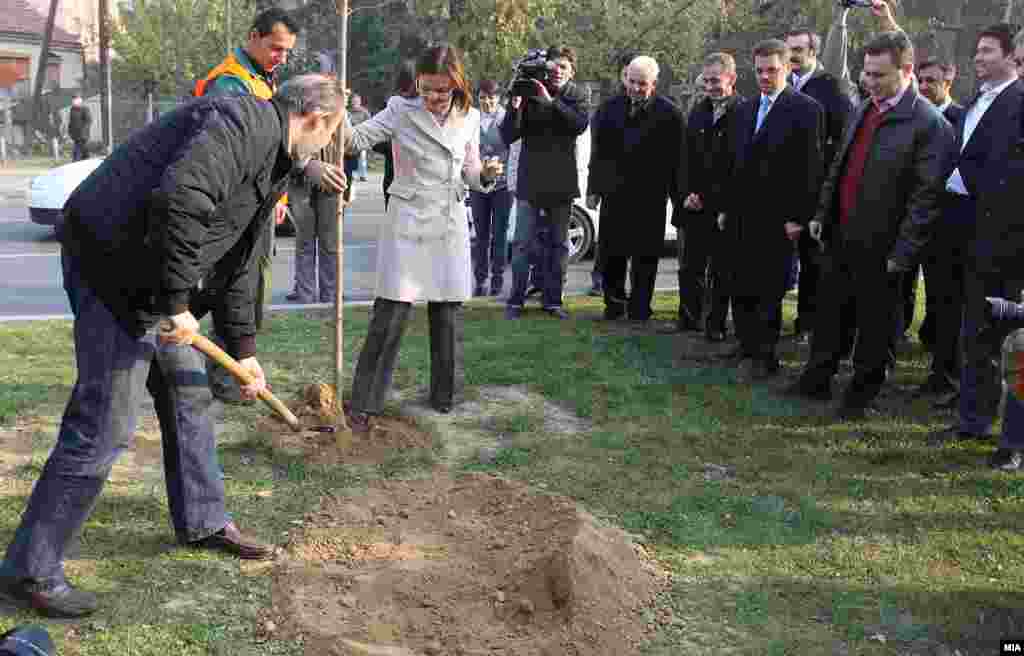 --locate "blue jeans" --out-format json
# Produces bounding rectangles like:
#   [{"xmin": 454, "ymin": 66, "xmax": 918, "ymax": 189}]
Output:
[
  {"xmin": 357, "ymin": 151, "xmax": 368, "ymax": 179},
  {"xmin": 0, "ymin": 254, "xmax": 227, "ymax": 585},
  {"xmin": 72, "ymin": 140, "xmax": 88, "ymax": 162},
  {"xmin": 507, "ymin": 200, "xmax": 570, "ymax": 309},
  {"xmin": 470, "ymin": 188, "xmax": 512, "ymax": 284}
]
